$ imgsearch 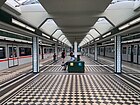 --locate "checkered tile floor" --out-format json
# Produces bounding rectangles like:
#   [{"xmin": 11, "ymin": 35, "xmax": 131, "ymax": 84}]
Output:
[
  {"xmin": 5, "ymin": 70, "xmax": 140, "ymax": 105},
  {"xmin": 45, "ymin": 66, "xmax": 113, "ymax": 73},
  {"xmin": 2, "ymin": 57, "xmax": 140, "ymax": 105}
]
